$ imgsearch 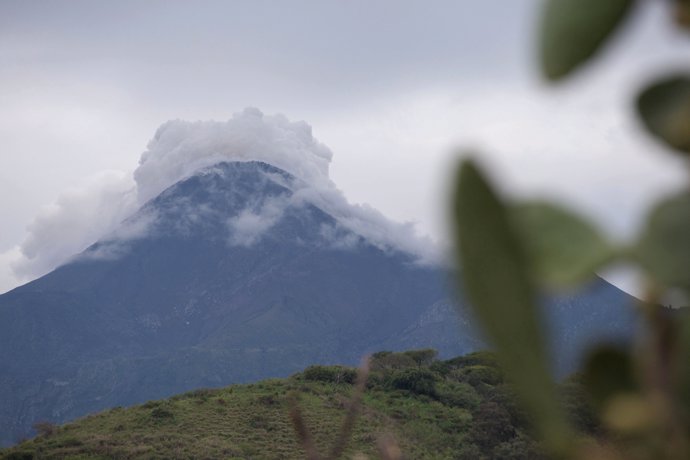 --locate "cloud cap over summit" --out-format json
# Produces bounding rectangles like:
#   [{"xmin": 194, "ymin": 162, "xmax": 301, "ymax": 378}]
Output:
[{"xmin": 135, "ymin": 108, "xmax": 334, "ymax": 205}]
